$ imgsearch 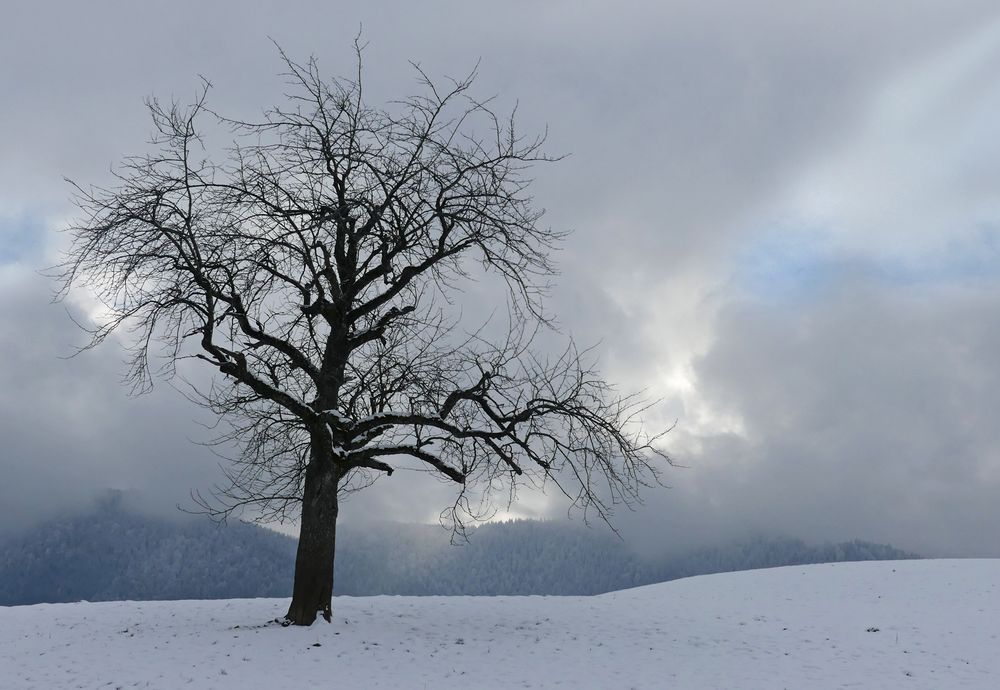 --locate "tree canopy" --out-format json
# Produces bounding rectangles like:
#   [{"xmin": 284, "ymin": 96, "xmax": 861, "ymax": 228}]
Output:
[{"xmin": 58, "ymin": 46, "xmax": 669, "ymax": 624}]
